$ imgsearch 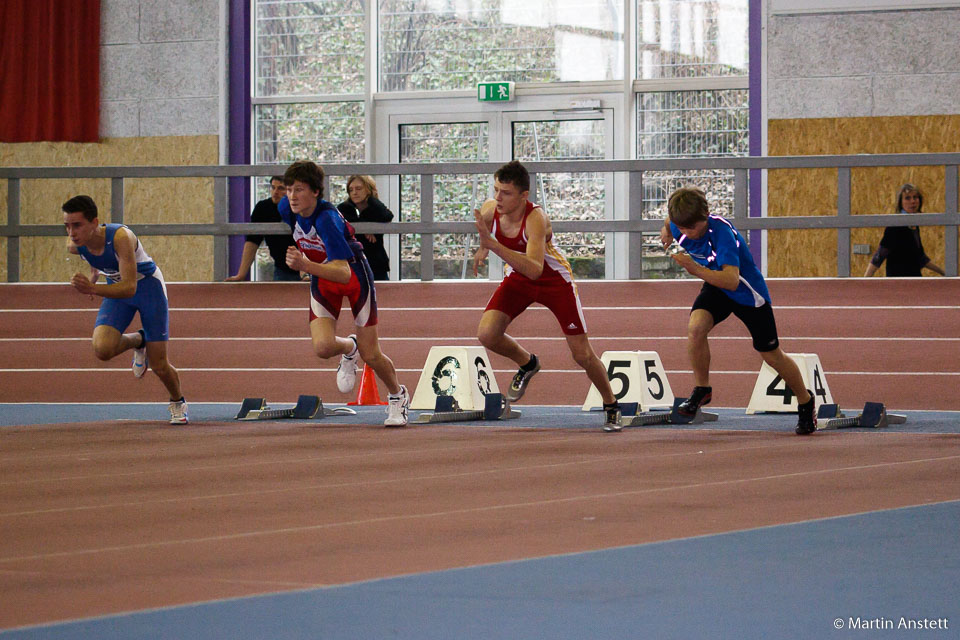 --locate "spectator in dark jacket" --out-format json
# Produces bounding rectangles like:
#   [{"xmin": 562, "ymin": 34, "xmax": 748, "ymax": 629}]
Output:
[
  {"xmin": 337, "ymin": 175, "xmax": 394, "ymax": 280},
  {"xmin": 864, "ymin": 183, "xmax": 945, "ymax": 277},
  {"xmin": 225, "ymin": 176, "xmax": 300, "ymax": 281}
]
